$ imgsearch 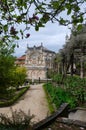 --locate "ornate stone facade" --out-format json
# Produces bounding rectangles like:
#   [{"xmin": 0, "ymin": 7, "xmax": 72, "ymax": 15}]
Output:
[{"xmin": 25, "ymin": 44, "xmax": 55, "ymax": 80}]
